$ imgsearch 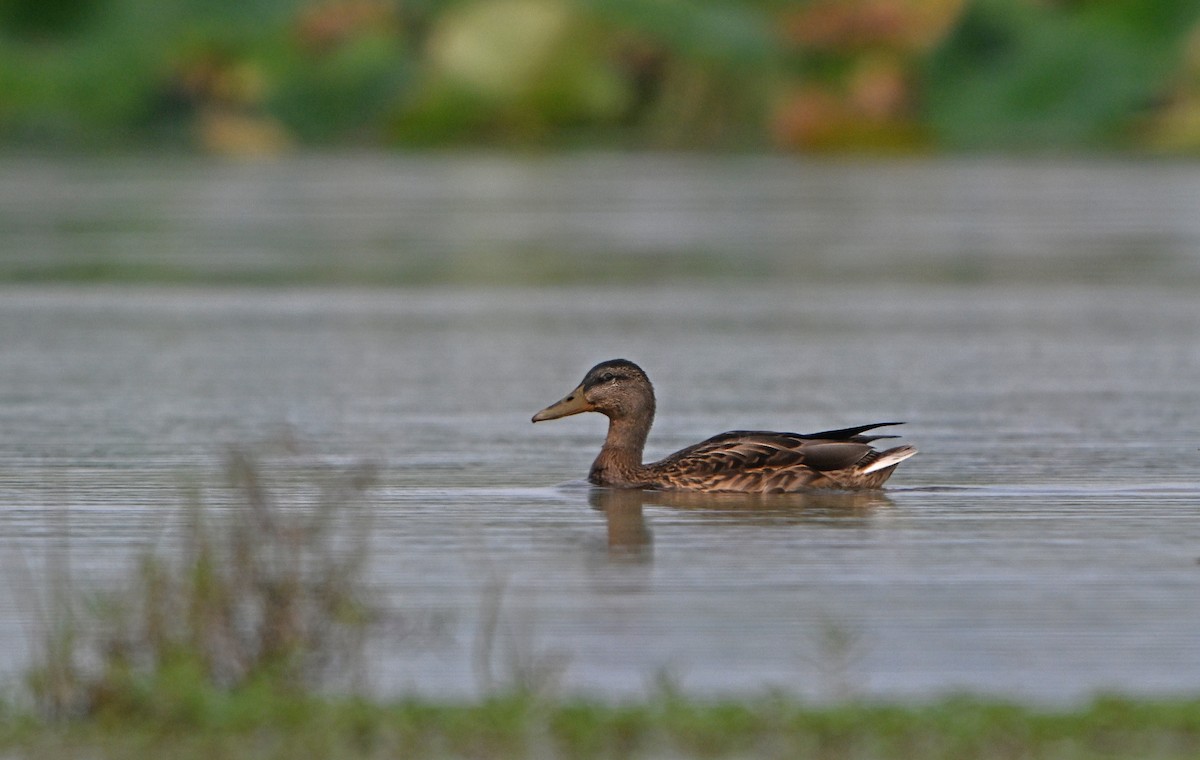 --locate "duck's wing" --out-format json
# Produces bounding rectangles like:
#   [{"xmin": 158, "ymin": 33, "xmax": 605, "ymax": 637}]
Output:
[
  {"xmin": 794, "ymin": 421, "xmax": 905, "ymax": 443},
  {"xmin": 648, "ymin": 430, "xmax": 885, "ymax": 492}
]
